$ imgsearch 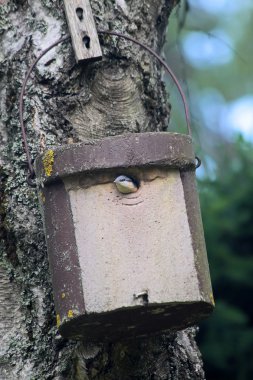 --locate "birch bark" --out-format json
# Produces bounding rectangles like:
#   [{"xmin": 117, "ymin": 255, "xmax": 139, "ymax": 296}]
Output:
[{"xmin": 0, "ymin": 1, "xmax": 205, "ymax": 378}]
